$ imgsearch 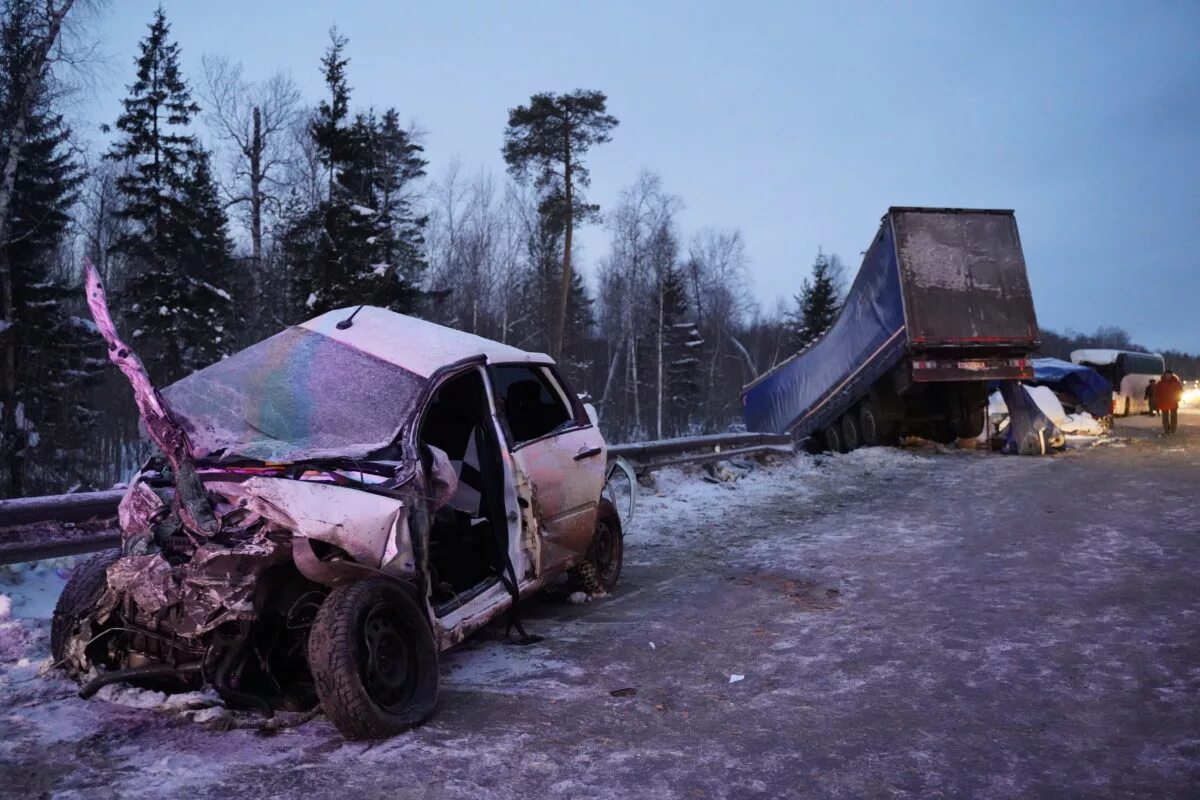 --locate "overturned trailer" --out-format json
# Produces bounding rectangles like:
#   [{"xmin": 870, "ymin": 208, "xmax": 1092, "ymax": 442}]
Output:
[
  {"xmin": 53, "ymin": 265, "xmax": 622, "ymax": 739},
  {"xmin": 743, "ymin": 207, "xmax": 1041, "ymax": 449}
]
